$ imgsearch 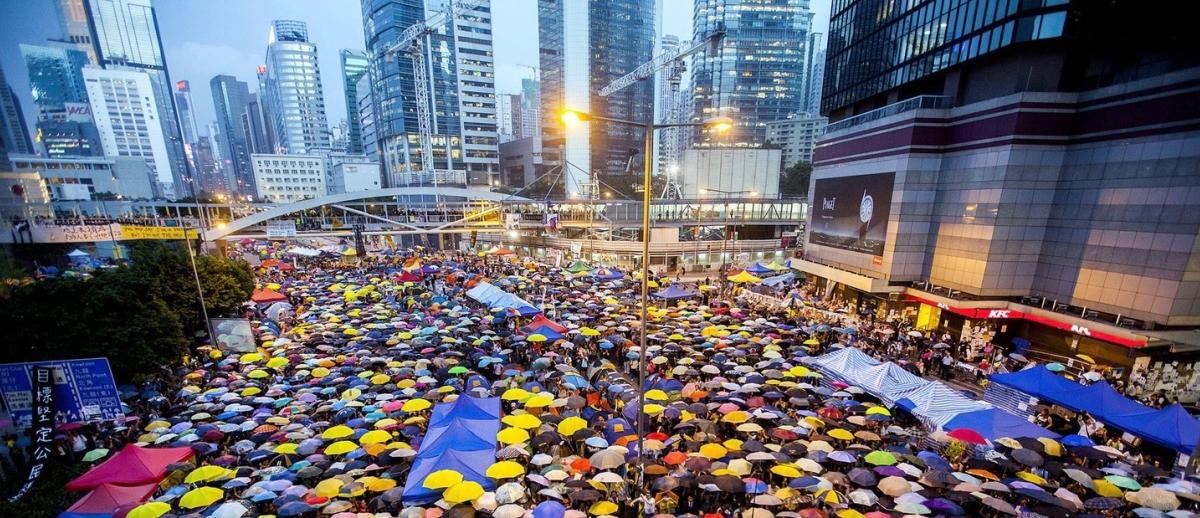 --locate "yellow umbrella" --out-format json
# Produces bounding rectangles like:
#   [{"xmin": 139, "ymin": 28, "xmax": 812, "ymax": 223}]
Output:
[
  {"xmin": 1092, "ymin": 479, "xmax": 1125, "ymax": 497},
  {"xmin": 1076, "ymin": 354, "xmax": 1096, "ymax": 363},
  {"xmin": 501, "ymin": 388, "xmax": 530, "ymax": 401},
  {"xmin": 994, "ymin": 437, "xmax": 1022, "ymax": 449},
  {"xmin": 266, "ymin": 357, "xmax": 288, "ymax": 369},
  {"xmin": 370, "ymin": 373, "xmax": 391, "ymax": 385},
  {"xmin": 497, "ymin": 427, "xmax": 531, "ymax": 445},
  {"xmin": 723, "ymin": 439, "xmax": 744, "ymax": 451},
  {"xmin": 524, "ymin": 395, "xmax": 553, "ymax": 408},
  {"xmin": 770, "ymin": 464, "xmax": 802, "ymax": 478},
  {"xmin": 643, "ymin": 404, "xmax": 665, "ymax": 415},
  {"xmin": 367, "ymin": 478, "xmax": 397, "ymax": 492},
  {"xmin": 179, "ymin": 487, "xmax": 224, "ymax": 509},
  {"xmin": 247, "ymin": 369, "xmax": 269, "ymax": 379},
  {"xmin": 316, "ymin": 478, "xmax": 344, "ymax": 498},
  {"xmin": 865, "ymin": 407, "xmax": 891, "ymax": 417},
  {"xmin": 239, "ymin": 353, "xmax": 263, "ymax": 364},
  {"xmin": 402, "ymin": 399, "xmax": 432, "ymax": 412},
  {"xmin": 722, "ymin": 411, "xmax": 749, "ymax": 424},
  {"xmin": 1037, "ymin": 437, "xmax": 1063, "ymax": 456},
  {"xmin": 375, "ymin": 418, "xmax": 399, "ymax": 429},
  {"xmin": 359, "ymin": 430, "xmax": 391, "ymax": 445},
  {"xmin": 1016, "ymin": 471, "xmax": 1049, "ymax": 486},
  {"xmin": 502, "ymin": 413, "xmax": 543, "ymax": 430},
  {"xmin": 311, "ymin": 367, "xmax": 331, "ymax": 378},
  {"xmin": 443, "ymin": 481, "xmax": 484, "ymax": 504},
  {"xmin": 184, "ymin": 465, "xmax": 230, "ymax": 484},
  {"xmin": 581, "ymin": 327, "xmax": 600, "ymax": 337},
  {"xmin": 828, "ymin": 429, "xmax": 854, "ymax": 441},
  {"xmin": 486, "ymin": 460, "xmax": 526, "ymax": 479},
  {"xmin": 324, "ymin": 440, "xmax": 359, "ymax": 455},
  {"xmin": 322, "ymin": 425, "xmax": 355, "ymax": 440},
  {"xmin": 125, "ymin": 502, "xmax": 171, "ymax": 518},
  {"xmin": 589, "ymin": 501, "xmax": 619, "ymax": 516},
  {"xmin": 699, "ymin": 443, "xmax": 728, "ymax": 459},
  {"xmin": 644, "ymin": 389, "xmax": 668, "ymax": 401},
  {"xmin": 424, "ymin": 469, "xmax": 464, "ymax": 489},
  {"xmin": 558, "ymin": 416, "xmax": 588, "ymax": 436},
  {"xmin": 527, "ymin": 334, "xmax": 548, "ymax": 343},
  {"xmin": 802, "ymin": 338, "xmax": 821, "ymax": 346},
  {"xmin": 341, "ymin": 388, "xmax": 362, "ymax": 401}
]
